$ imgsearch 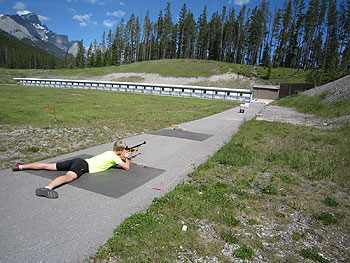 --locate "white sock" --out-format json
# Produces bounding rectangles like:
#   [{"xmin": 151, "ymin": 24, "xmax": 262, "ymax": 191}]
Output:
[
  {"xmin": 18, "ymin": 165, "xmax": 23, "ymax": 170},
  {"xmin": 44, "ymin": 186, "xmax": 52, "ymax": 190}
]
